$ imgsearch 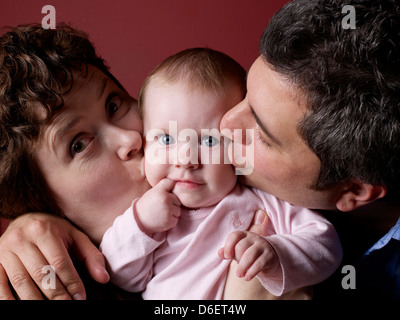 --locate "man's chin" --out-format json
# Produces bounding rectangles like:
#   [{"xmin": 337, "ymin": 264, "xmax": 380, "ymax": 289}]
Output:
[
  {"xmin": 237, "ymin": 174, "xmax": 268, "ymax": 193},
  {"xmin": 237, "ymin": 174, "xmax": 252, "ymax": 186}
]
